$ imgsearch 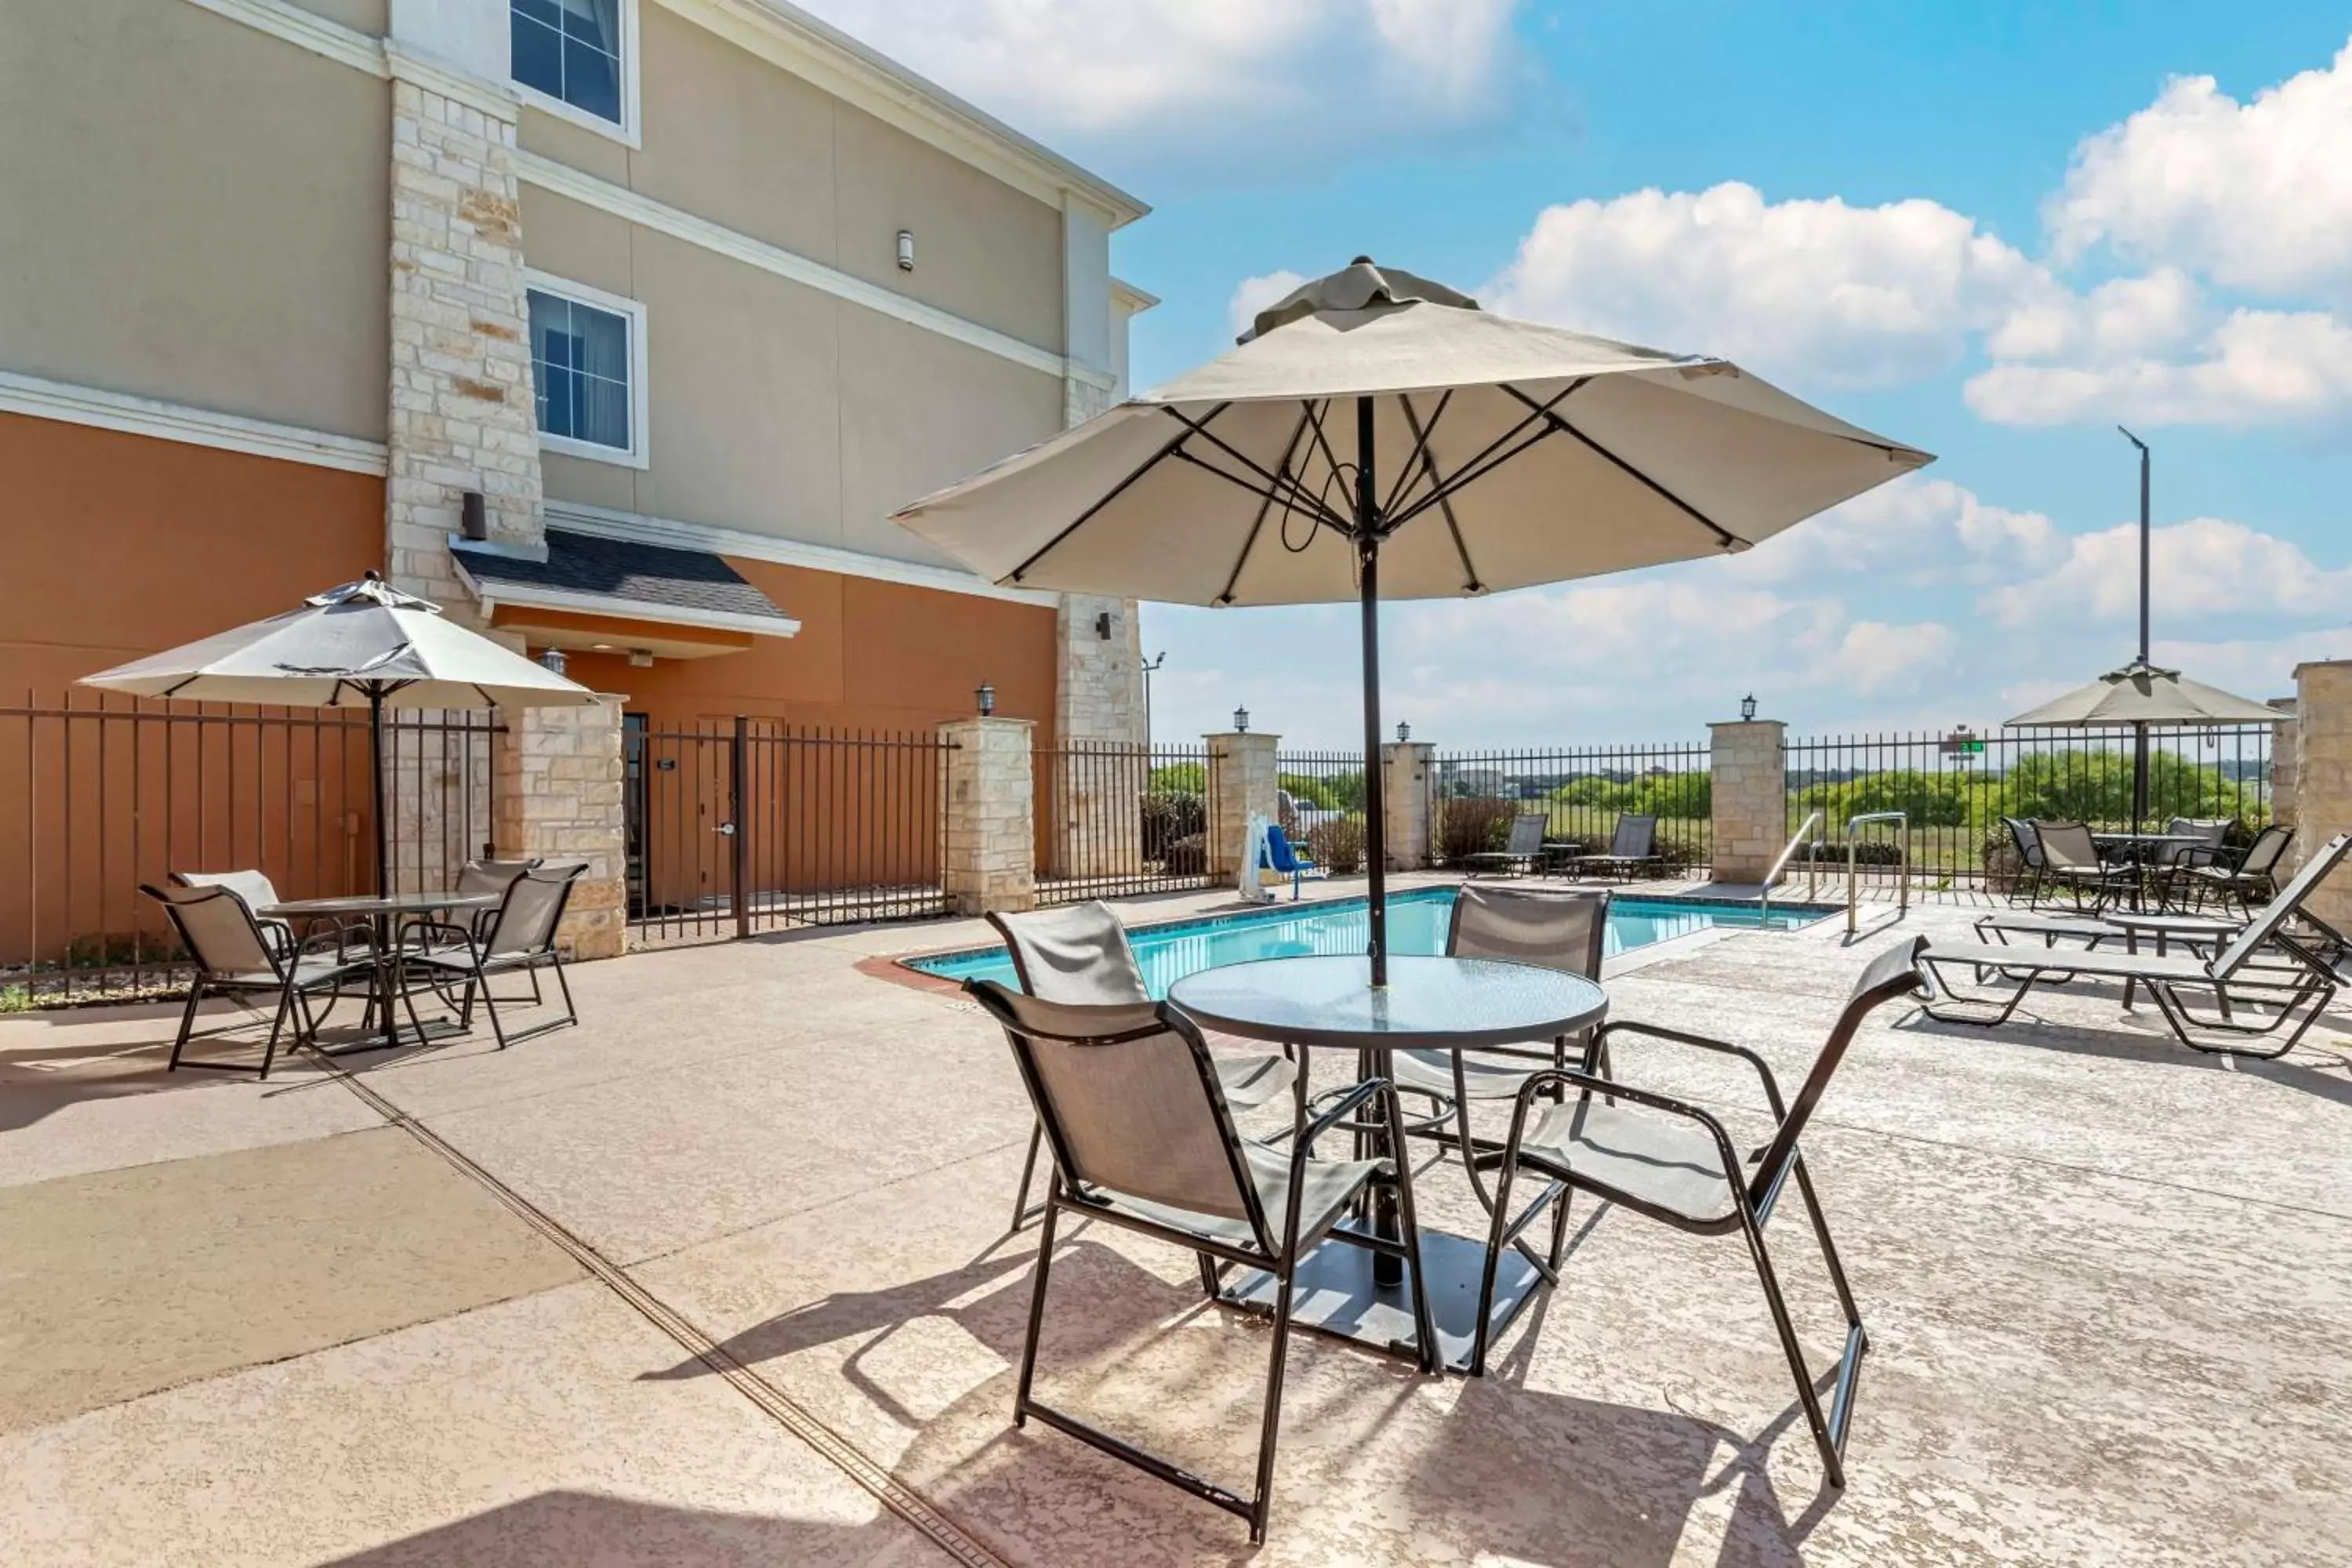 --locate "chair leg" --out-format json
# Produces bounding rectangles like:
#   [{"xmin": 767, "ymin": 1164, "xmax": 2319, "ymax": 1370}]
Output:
[
  {"xmin": 1736, "ymin": 1201, "xmax": 1849, "ymax": 1488},
  {"xmin": 256, "ymin": 987, "xmax": 296, "ymax": 1082},
  {"xmin": 1247, "ymin": 1257, "xmax": 1298, "ymax": 1545},
  {"xmin": 167, "ymin": 982, "xmax": 205, "ymax": 1072},
  {"xmin": 475, "ymin": 964, "xmax": 510, "ymax": 1050},
  {"xmin": 1010, "ymin": 1120, "xmax": 1044, "ymax": 1232},
  {"xmin": 1013, "ymin": 1178, "xmax": 1061, "ymax": 1427},
  {"xmin": 549, "ymin": 952, "xmax": 576, "ymax": 1028}
]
